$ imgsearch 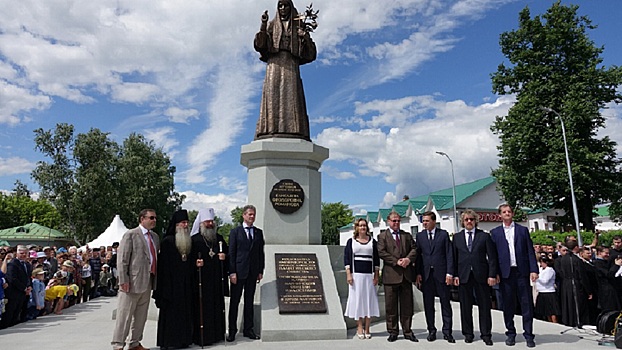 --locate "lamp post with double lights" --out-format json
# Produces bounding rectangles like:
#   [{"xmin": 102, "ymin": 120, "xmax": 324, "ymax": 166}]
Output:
[
  {"xmin": 540, "ymin": 107, "xmax": 582, "ymax": 246},
  {"xmin": 436, "ymin": 151, "xmax": 459, "ymax": 234}
]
